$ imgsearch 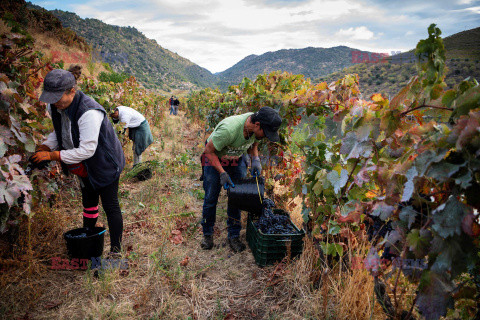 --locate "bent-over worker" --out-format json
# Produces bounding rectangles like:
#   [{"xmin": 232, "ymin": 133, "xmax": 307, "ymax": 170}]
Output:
[
  {"xmin": 110, "ymin": 106, "xmax": 153, "ymax": 166},
  {"xmin": 200, "ymin": 106, "xmax": 282, "ymax": 253}
]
